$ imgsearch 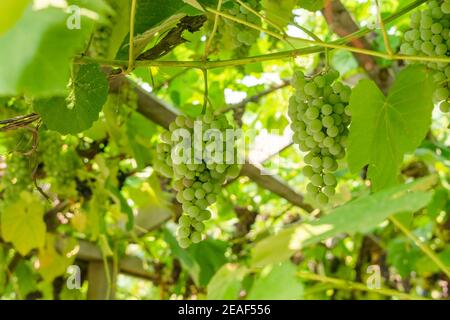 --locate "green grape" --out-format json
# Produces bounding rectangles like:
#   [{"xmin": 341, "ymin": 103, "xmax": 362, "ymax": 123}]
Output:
[
  {"xmin": 323, "ymin": 186, "xmax": 336, "ymax": 197},
  {"xmin": 311, "ymin": 157, "xmax": 322, "ymax": 168},
  {"xmin": 190, "ymin": 231, "xmax": 202, "ymax": 244},
  {"xmin": 304, "ymin": 82, "xmax": 318, "ymax": 96},
  {"xmin": 440, "ymin": 100, "xmax": 450, "ymax": 112},
  {"xmin": 309, "ymin": 119, "xmax": 323, "ymax": 132},
  {"xmin": 177, "ymin": 227, "xmax": 191, "ymax": 238},
  {"xmin": 178, "ymin": 238, "xmax": 191, "ymax": 249},
  {"xmin": 311, "ymin": 174, "xmax": 324, "ymax": 187},
  {"xmin": 192, "ymin": 222, "xmax": 205, "ymax": 232},
  {"xmin": 303, "ymin": 165, "xmax": 315, "ymax": 178},
  {"xmin": 306, "ymin": 107, "xmax": 320, "ymax": 119},
  {"xmin": 306, "ymin": 183, "xmax": 319, "ymax": 194},
  {"xmin": 321, "ymin": 104, "xmax": 333, "ymax": 115},
  {"xmin": 316, "ymin": 192, "xmax": 329, "ymax": 205},
  {"xmin": 323, "ymin": 173, "xmax": 337, "ymax": 186}
]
